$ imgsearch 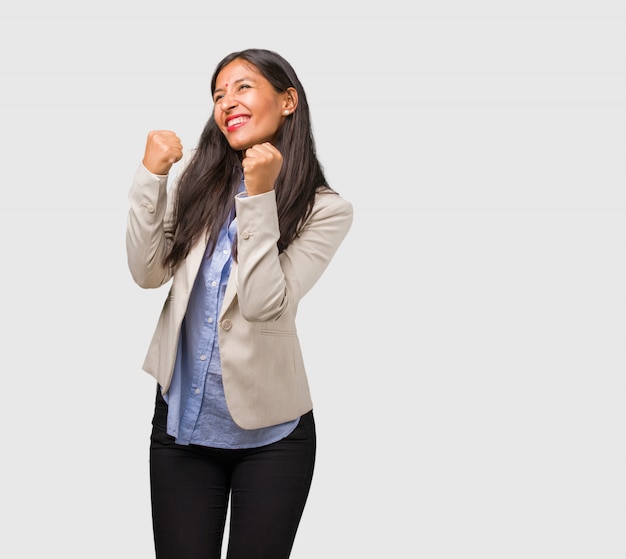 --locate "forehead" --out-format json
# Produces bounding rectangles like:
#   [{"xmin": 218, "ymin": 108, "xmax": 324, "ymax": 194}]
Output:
[{"xmin": 215, "ymin": 59, "xmax": 263, "ymax": 88}]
